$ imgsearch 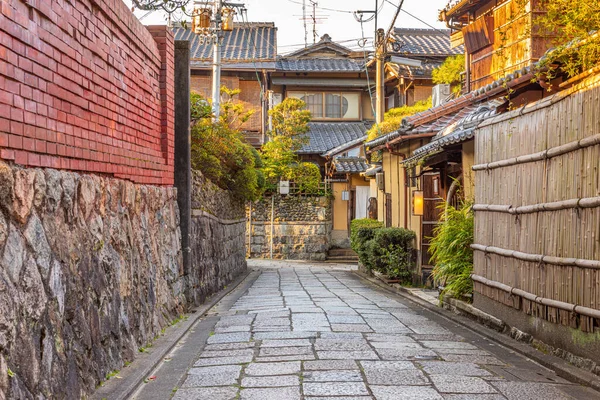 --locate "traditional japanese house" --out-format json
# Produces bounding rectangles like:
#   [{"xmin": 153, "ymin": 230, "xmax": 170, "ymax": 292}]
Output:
[{"xmin": 173, "ymin": 21, "xmax": 277, "ymax": 146}]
